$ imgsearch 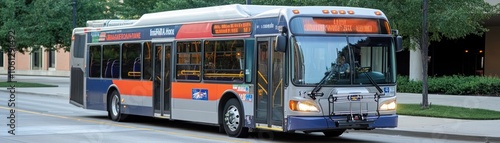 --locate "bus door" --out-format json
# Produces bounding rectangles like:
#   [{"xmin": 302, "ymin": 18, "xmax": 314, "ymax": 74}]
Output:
[
  {"xmin": 152, "ymin": 43, "xmax": 172, "ymax": 117},
  {"xmin": 255, "ymin": 37, "xmax": 285, "ymax": 130}
]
